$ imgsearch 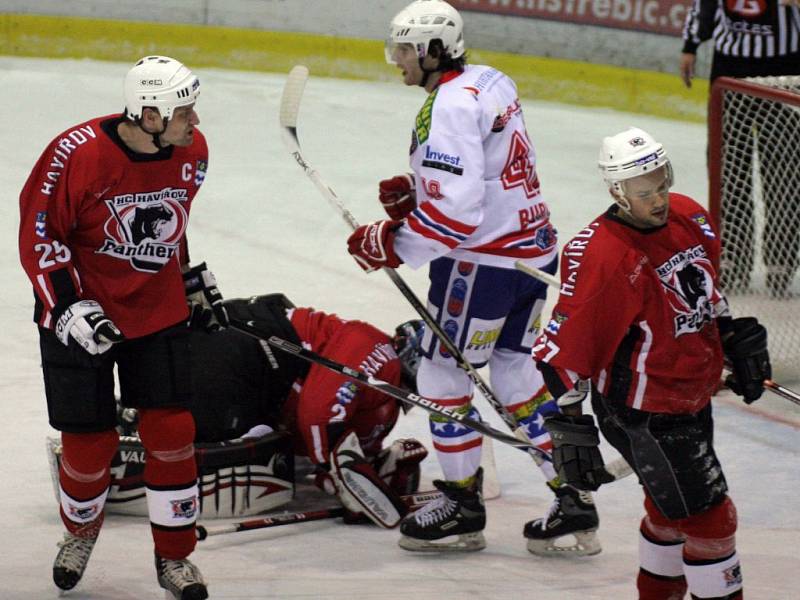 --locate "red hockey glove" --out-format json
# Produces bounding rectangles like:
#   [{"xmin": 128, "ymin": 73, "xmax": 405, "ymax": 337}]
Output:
[
  {"xmin": 347, "ymin": 220, "xmax": 403, "ymax": 272},
  {"xmin": 379, "ymin": 174, "xmax": 416, "ymax": 220}
]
